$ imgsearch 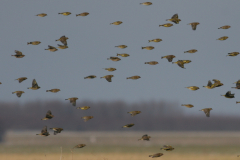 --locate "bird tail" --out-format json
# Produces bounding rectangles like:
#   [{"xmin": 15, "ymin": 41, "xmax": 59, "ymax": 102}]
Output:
[
  {"xmin": 84, "ymin": 77, "xmax": 87, "ymax": 79},
  {"xmin": 58, "ymin": 13, "xmax": 61, "ymax": 14},
  {"xmin": 76, "ymin": 14, "xmax": 78, "ymax": 17},
  {"xmin": 159, "ymin": 25, "xmax": 163, "ymax": 27},
  {"xmin": 184, "ymin": 51, "xmax": 187, "ymax": 53},
  {"xmin": 148, "ymin": 40, "xmax": 151, "ymax": 43},
  {"xmin": 44, "ymin": 49, "xmax": 48, "ymax": 50},
  {"xmin": 46, "ymin": 90, "xmax": 49, "ymax": 92},
  {"xmin": 65, "ymin": 99, "xmax": 68, "ymax": 100},
  {"xmin": 27, "ymin": 42, "xmax": 31, "ymax": 45},
  {"xmin": 27, "ymin": 87, "xmax": 30, "ymax": 89},
  {"xmin": 149, "ymin": 155, "xmax": 152, "ymax": 157},
  {"xmin": 116, "ymin": 54, "xmax": 120, "ymax": 56},
  {"xmin": 145, "ymin": 62, "xmax": 149, "ymax": 64},
  {"xmin": 141, "ymin": 47, "xmax": 144, "ymax": 49},
  {"xmin": 36, "ymin": 134, "xmax": 39, "ymax": 135}
]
